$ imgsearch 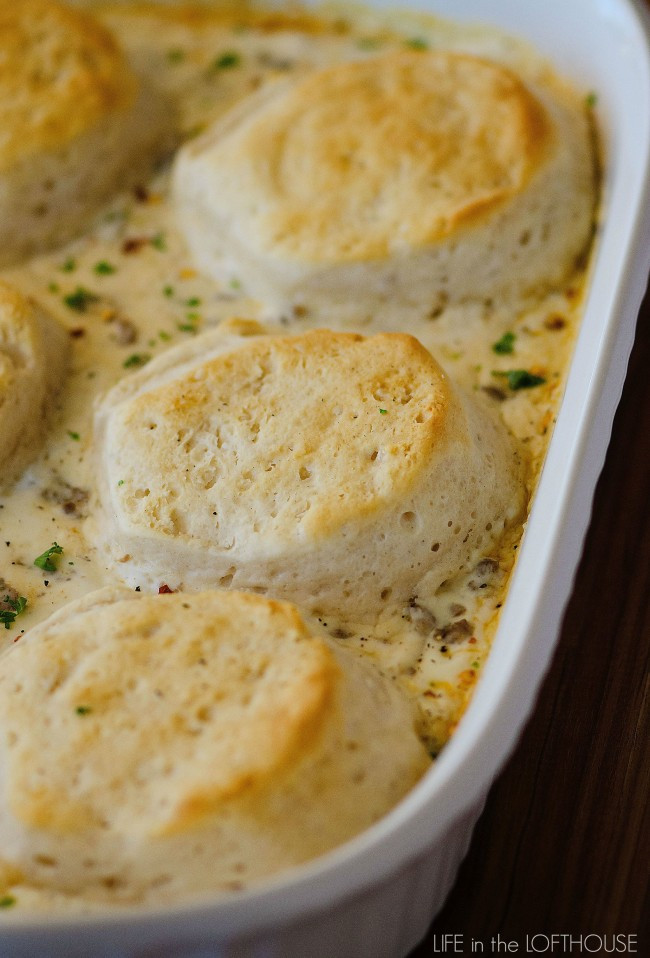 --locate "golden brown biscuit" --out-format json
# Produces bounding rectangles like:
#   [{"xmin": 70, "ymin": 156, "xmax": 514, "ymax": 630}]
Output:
[
  {"xmin": 173, "ymin": 50, "xmax": 595, "ymax": 316},
  {"xmin": 0, "ymin": 282, "xmax": 68, "ymax": 488},
  {"xmin": 0, "ymin": 0, "xmax": 172, "ymax": 266},
  {"xmin": 0, "ymin": 587, "xmax": 429, "ymax": 903},
  {"xmin": 93, "ymin": 326, "xmax": 526, "ymax": 619}
]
